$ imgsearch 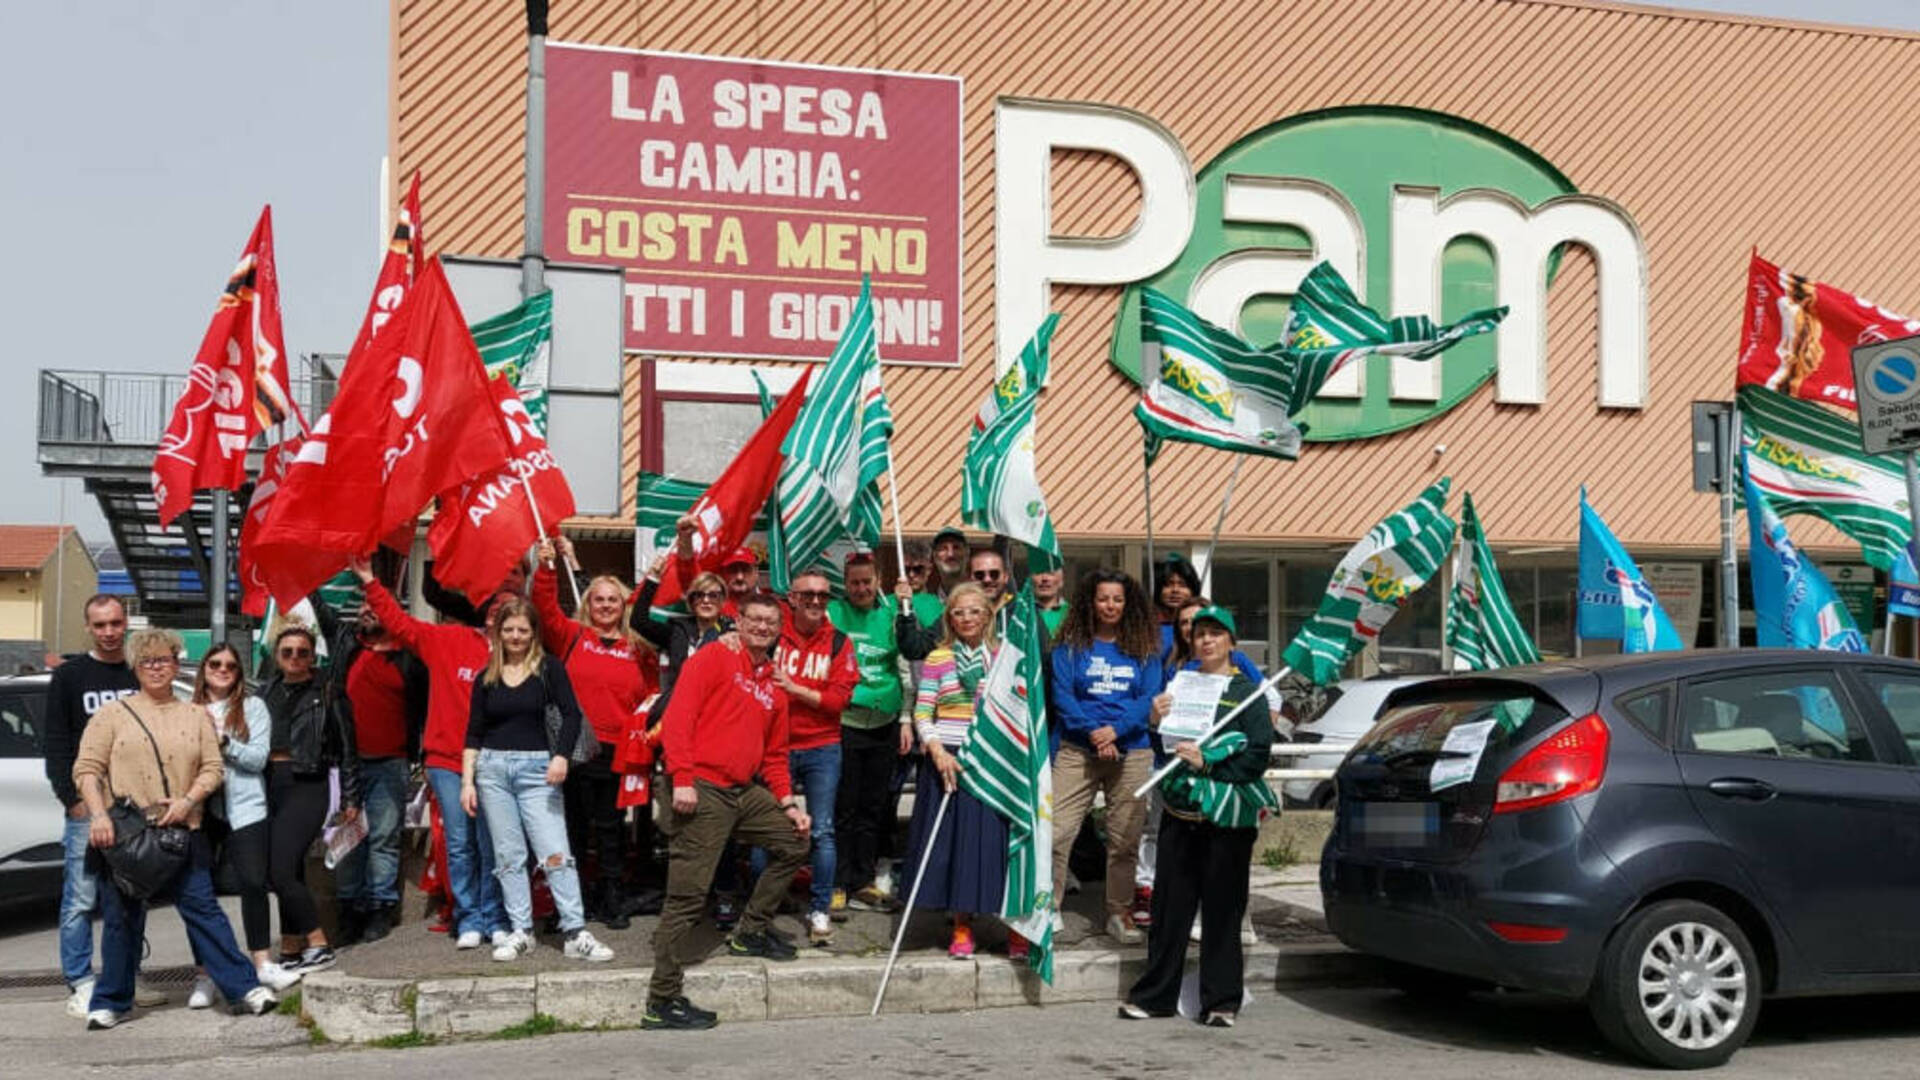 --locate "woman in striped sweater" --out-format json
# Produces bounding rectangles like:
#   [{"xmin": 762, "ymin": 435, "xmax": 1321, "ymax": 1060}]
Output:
[{"xmin": 902, "ymin": 583, "xmax": 1009, "ymax": 960}]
